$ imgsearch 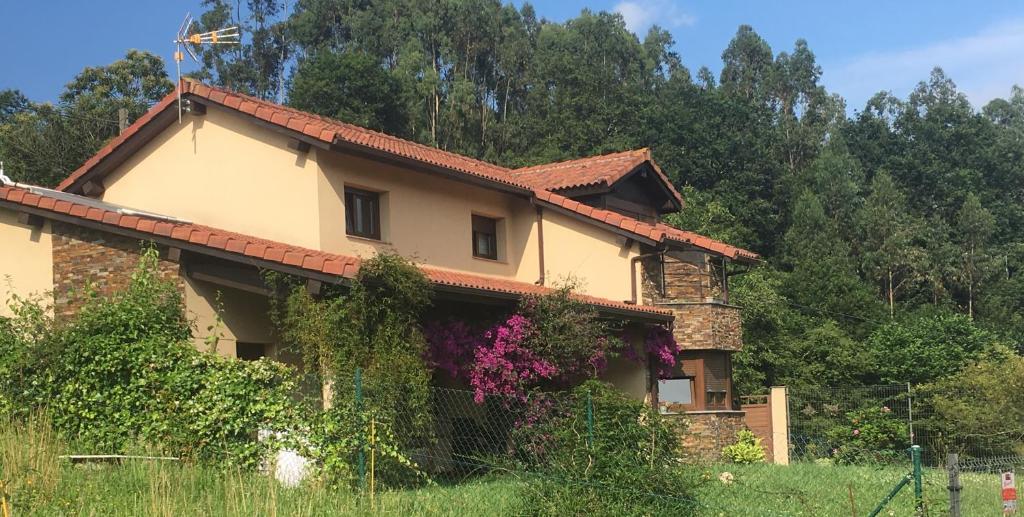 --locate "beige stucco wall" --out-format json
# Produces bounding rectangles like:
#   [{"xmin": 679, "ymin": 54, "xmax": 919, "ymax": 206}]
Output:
[
  {"xmin": 315, "ymin": 151, "xmax": 542, "ymax": 282},
  {"xmin": 184, "ymin": 277, "xmax": 275, "ymax": 358},
  {"xmin": 98, "ymin": 107, "xmax": 640, "ymax": 303},
  {"xmin": 540, "ymin": 210, "xmax": 639, "ymax": 302},
  {"xmin": 599, "ymin": 327, "xmax": 650, "ymax": 401},
  {"xmin": 101, "ymin": 108, "xmax": 324, "ymax": 250},
  {"xmin": 0, "ymin": 208, "xmax": 53, "ymax": 317}
]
